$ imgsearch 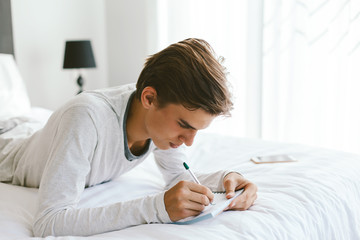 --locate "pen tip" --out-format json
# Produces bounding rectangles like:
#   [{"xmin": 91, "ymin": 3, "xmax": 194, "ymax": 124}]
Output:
[{"xmin": 183, "ymin": 162, "xmax": 189, "ymax": 170}]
